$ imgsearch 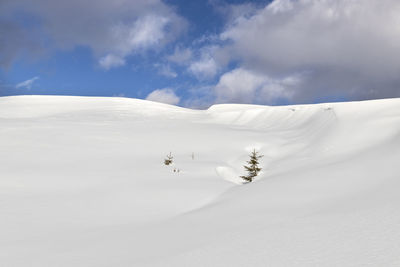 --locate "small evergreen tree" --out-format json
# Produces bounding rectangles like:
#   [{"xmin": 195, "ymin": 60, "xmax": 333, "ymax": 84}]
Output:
[
  {"xmin": 240, "ymin": 149, "xmax": 263, "ymax": 183},
  {"xmin": 164, "ymin": 152, "xmax": 173, "ymax": 165}
]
